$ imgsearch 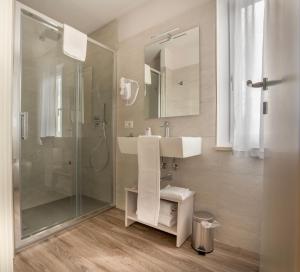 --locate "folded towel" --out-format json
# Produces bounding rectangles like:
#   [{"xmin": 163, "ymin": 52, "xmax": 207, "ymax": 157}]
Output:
[
  {"xmin": 63, "ymin": 24, "xmax": 87, "ymax": 61},
  {"xmin": 159, "ymin": 200, "xmax": 177, "ymax": 216},
  {"xmin": 158, "ymin": 214, "xmax": 177, "ymax": 227},
  {"xmin": 136, "ymin": 208, "xmax": 177, "ymax": 228},
  {"xmin": 137, "ymin": 136, "xmax": 161, "ymax": 226},
  {"xmin": 160, "ymin": 185, "xmax": 192, "ymax": 201}
]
